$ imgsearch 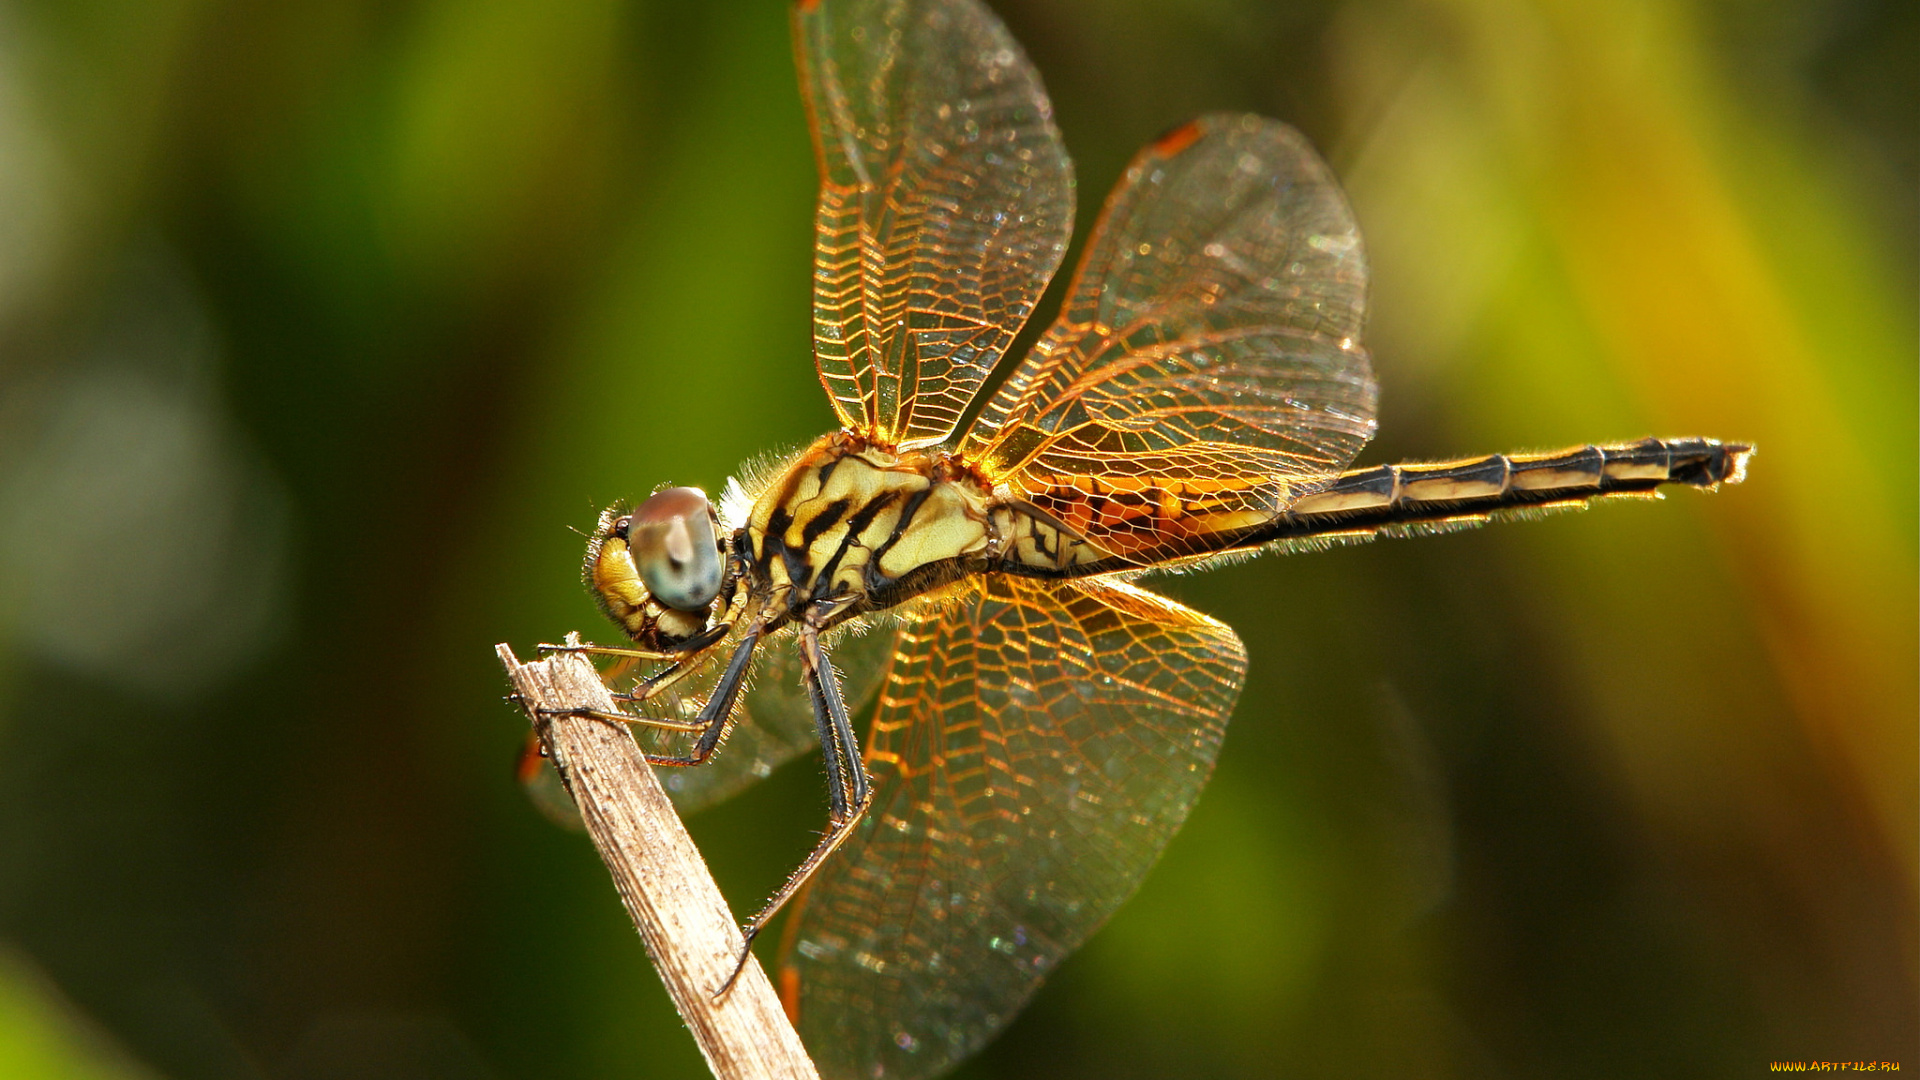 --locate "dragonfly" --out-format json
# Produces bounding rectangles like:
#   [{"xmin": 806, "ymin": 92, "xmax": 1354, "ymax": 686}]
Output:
[{"xmin": 538, "ymin": 0, "xmax": 1751, "ymax": 1076}]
